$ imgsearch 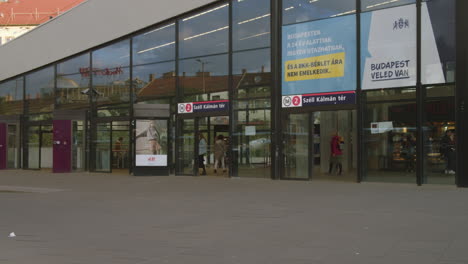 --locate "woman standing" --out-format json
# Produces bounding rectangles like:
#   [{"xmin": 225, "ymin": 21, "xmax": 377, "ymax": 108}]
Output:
[{"xmin": 213, "ymin": 135, "xmax": 226, "ymax": 174}]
